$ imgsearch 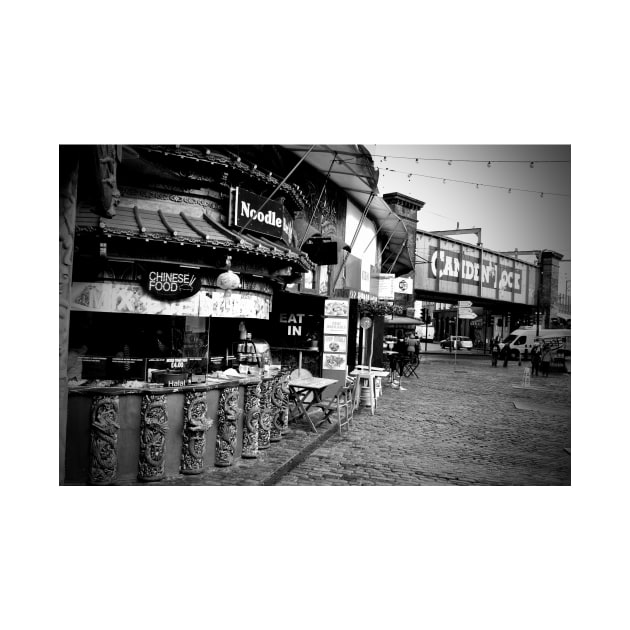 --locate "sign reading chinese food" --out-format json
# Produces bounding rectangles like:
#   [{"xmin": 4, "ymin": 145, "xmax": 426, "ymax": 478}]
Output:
[{"xmin": 142, "ymin": 265, "xmax": 201, "ymax": 300}]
